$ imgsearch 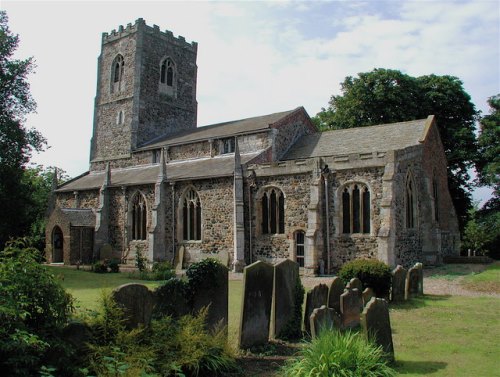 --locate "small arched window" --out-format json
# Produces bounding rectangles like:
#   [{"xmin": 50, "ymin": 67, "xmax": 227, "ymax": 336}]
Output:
[
  {"xmin": 341, "ymin": 183, "xmax": 370, "ymax": 234},
  {"xmin": 111, "ymin": 54, "xmax": 125, "ymax": 93},
  {"xmin": 406, "ymin": 172, "xmax": 417, "ymax": 228},
  {"xmin": 261, "ymin": 187, "xmax": 285, "ymax": 234},
  {"xmin": 131, "ymin": 193, "xmax": 147, "ymax": 240},
  {"xmin": 117, "ymin": 110, "xmax": 124, "ymax": 125},
  {"xmin": 182, "ymin": 188, "xmax": 201, "ymax": 241},
  {"xmin": 160, "ymin": 58, "xmax": 175, "ymax": 86}
]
